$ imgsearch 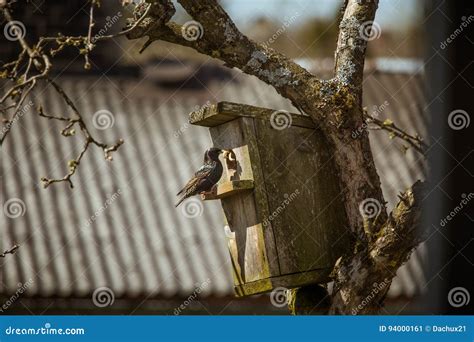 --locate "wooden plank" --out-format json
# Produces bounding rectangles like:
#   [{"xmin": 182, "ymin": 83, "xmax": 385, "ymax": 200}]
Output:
[
  {"xmin": 224, "ymin": 224, "xmax": 245, "ymax": 291},
  {"xmin": 238, "ymin": 117, "xmax": 282, "ymax": 278},
  {"xmin": 200, "ymin": 180, "xmax": 254, "ymax": 200},
  {"xmin": 209, "ymin": 119, "xmax": 275, "ymax": 284},
  {"xmin": 253, "ymin": 119, "xmax": 350, "ymax": 276},
  {"xmin": 234, "ymin": 267, "xmax": 332, "ymax": 297},
  {"xmin": 244, "ymin": 224, "xmax": 271, "ymax": 282},
  {"xmin": 189, "ymin": 101, "xmax": 315, "ymax": 129}
]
